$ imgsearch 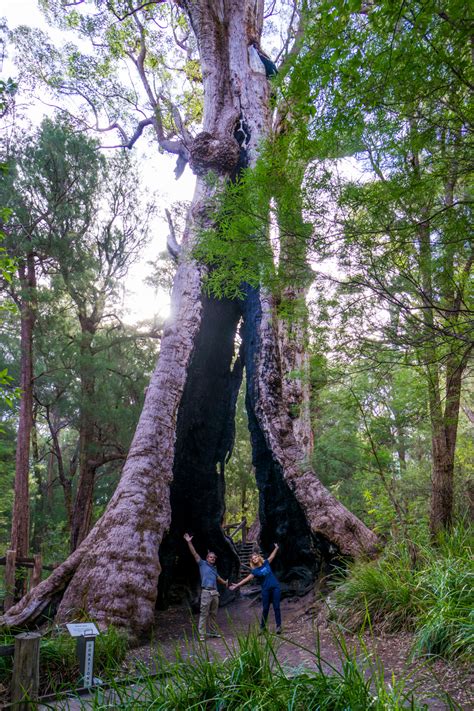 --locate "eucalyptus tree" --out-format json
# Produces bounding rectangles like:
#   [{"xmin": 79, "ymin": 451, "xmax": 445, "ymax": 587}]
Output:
[{"xmin": 3, "ymin": 1, "xmax": 377, "ymax": 636}]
